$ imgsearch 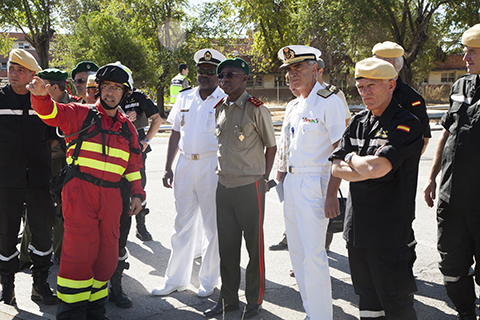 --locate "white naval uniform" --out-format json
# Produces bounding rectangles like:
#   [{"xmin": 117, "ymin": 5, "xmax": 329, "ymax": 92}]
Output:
[
  {"xmin": 164, "ymin": 86, "xmax": 226, "ymax": 288},
  {"xmin": 279, "ymin": 82, "xmax": 345, "ymax": 320}
]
